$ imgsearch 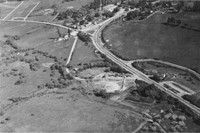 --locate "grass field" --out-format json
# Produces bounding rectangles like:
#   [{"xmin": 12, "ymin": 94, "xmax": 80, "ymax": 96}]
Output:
[
  {"xmin": 0, "ymin": 36, "xmax": 144, "ymax": 132},
  {"xmin": 1, "ymin": 21, "xmax": 76, "ymax": 65},
  {"xmin": 0, "ymin": 1, "xmax": 22, "ymax": 20},
  {"xmin": 103, "ymin": 11, "xmax": 200, "ymax": 73},
  {"xmin": 0, "ymin": 88, "xmax": 144, "ymax": 132},
  {"xmin": 70, "ymin": 39, "xmax": 103, "ymax": 67},
  {"xmin": 30, "ymin": 0, "xmax": 93, "ymax": 12},
  {"xmin": 0, "ymin": 20, "xmax": 73, "ymax": 101},
  {"xmin": 0, "ymin": 5, "xmax": 15, "ymax": 20},
  {"xmin": 0, "ymin": 42, "xmax": 144, "ymax": 132}
]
